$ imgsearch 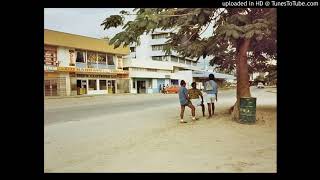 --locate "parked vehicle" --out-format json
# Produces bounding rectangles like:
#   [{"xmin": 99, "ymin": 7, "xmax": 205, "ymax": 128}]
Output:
[
  {"xmin": 257, "ymin": 82, "xmax": 265, "ymax": 88},
  {"xmin": 165, "ymin": 85, "xmax": 180, "ymax": 94}
]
